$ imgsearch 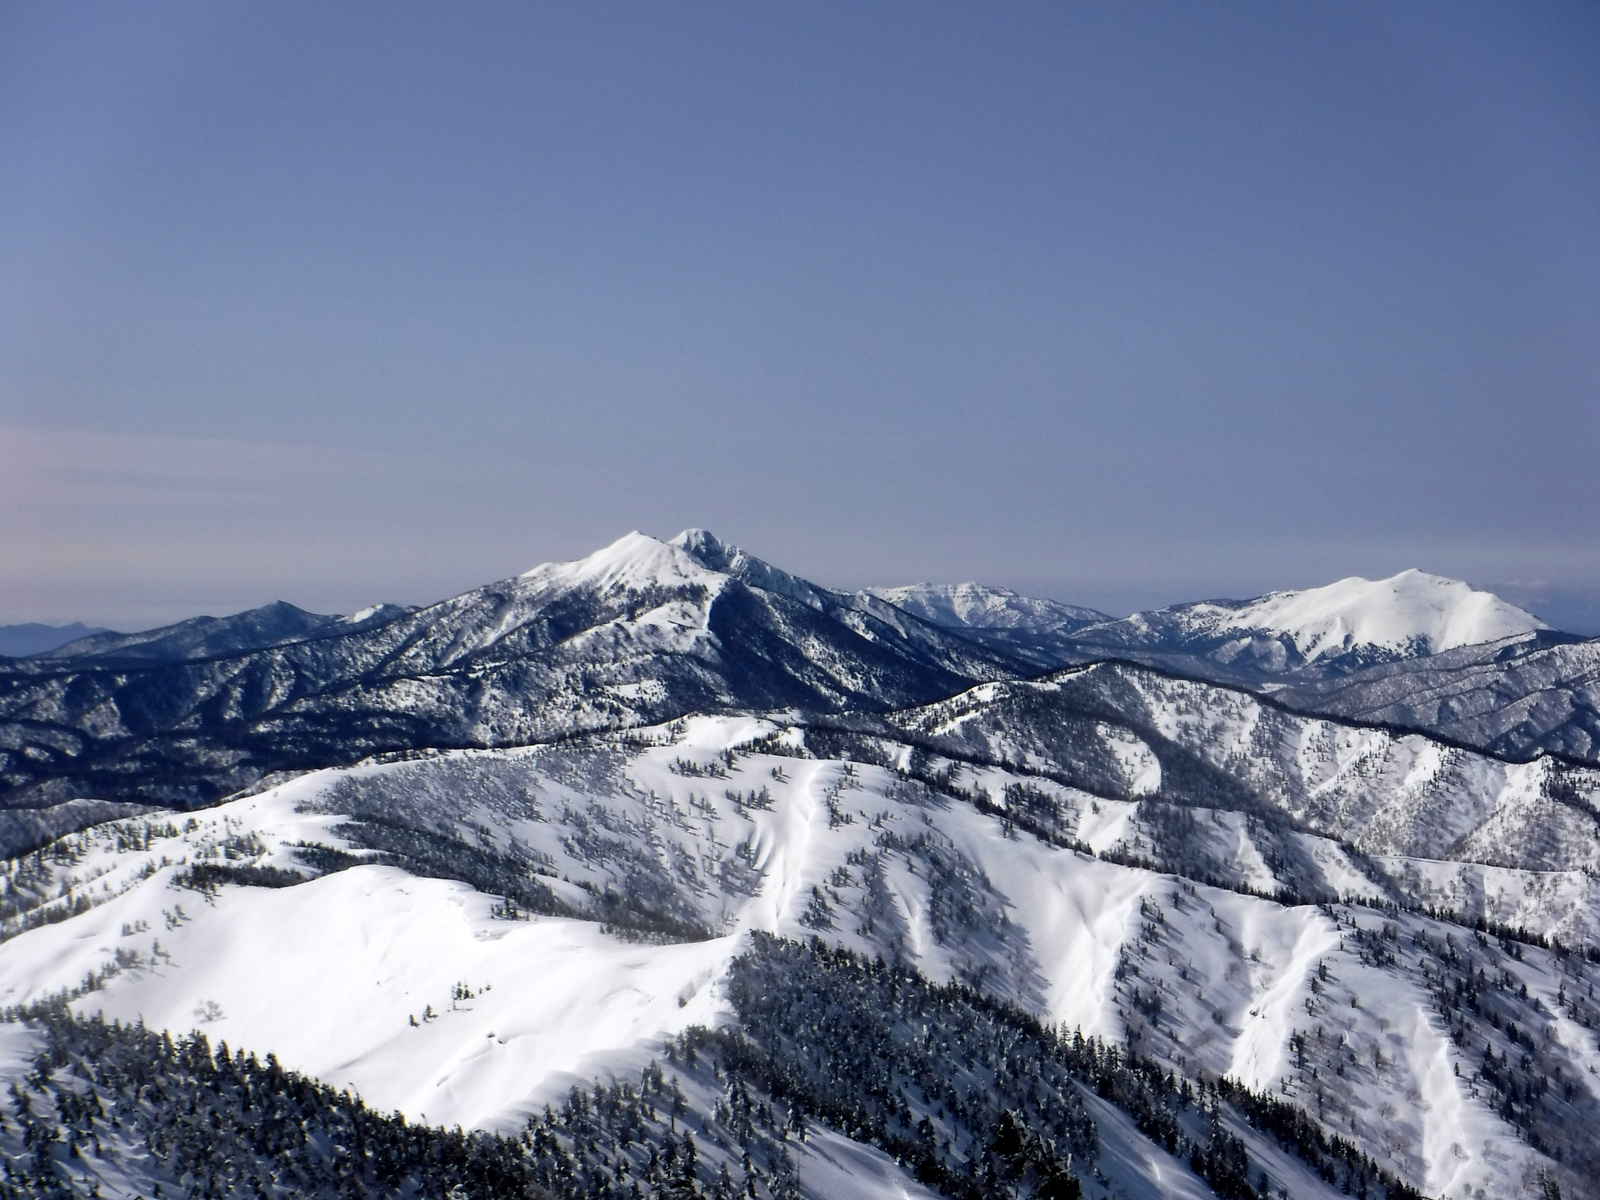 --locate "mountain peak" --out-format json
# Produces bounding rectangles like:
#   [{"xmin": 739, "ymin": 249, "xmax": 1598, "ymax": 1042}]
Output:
[
  {"xmin": 518, "ymin": 531, "xmax": 723, "ymax": 594},
  {"xmin": 668, "ymin": 529, "xmax": 836, "ymax": 609},
  {"xmin": 512, "ymin": 529, "xmax": 835, "ymax": 611},
  {"xmin": 669, "ymin": 528, "xmax": 736, "ymax": 568},
  {"xmin": 1216, "ymin": 569, "xmax": 1547, "ymax": 659}
]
